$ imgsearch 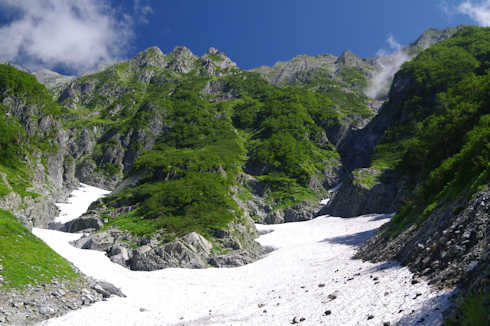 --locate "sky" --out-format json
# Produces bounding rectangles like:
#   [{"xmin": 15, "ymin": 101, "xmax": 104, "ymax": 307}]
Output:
[{"xmin": 0, "ymin": 0, "xmax": 488, "ymax": 75}]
